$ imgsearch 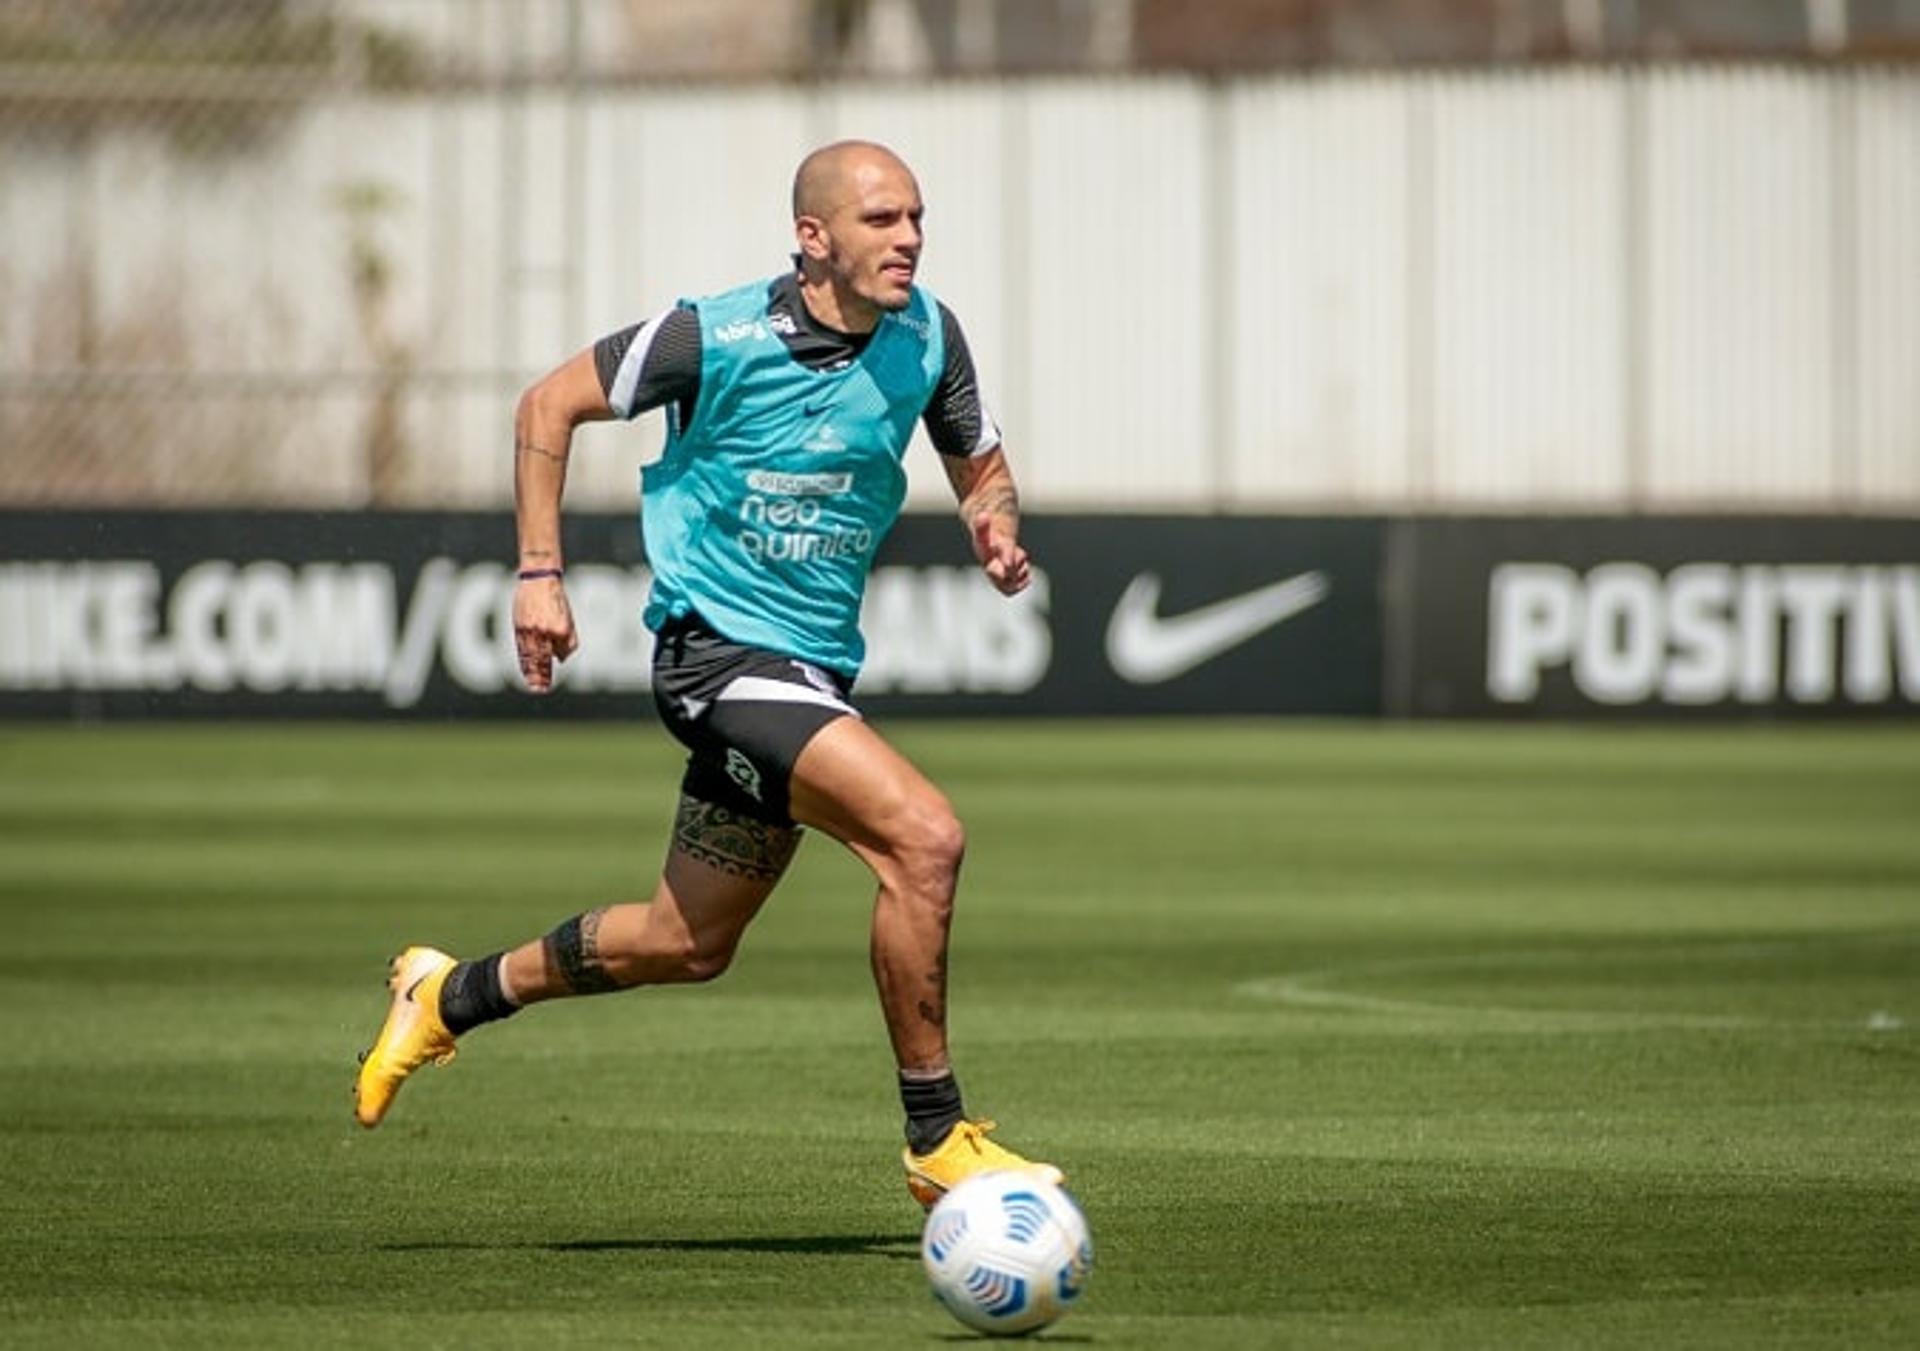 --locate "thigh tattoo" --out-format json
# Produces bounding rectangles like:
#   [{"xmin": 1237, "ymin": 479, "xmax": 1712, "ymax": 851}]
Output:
[
  {"xmin": 673, "ymin": 795, "xmax": 800, "ymax": 880},
  {"xmin": 543, "ymin": 906, "xmax": 623, "ymax": 994}
]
